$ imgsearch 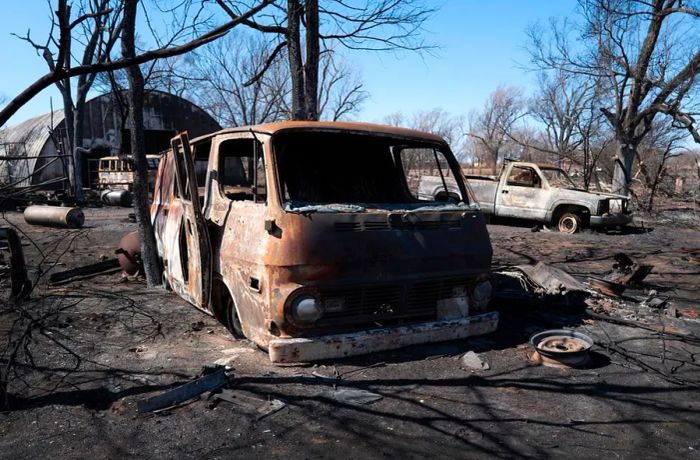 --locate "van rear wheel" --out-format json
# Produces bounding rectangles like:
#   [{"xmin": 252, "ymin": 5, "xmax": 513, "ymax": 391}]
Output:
[
  {"xmin": 557, "ymin": 213, "xmax": 581, "ymax": 234},
  {"xmin": 224, "ymin": 295, "xmax": 245, "ymax": 339}
]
